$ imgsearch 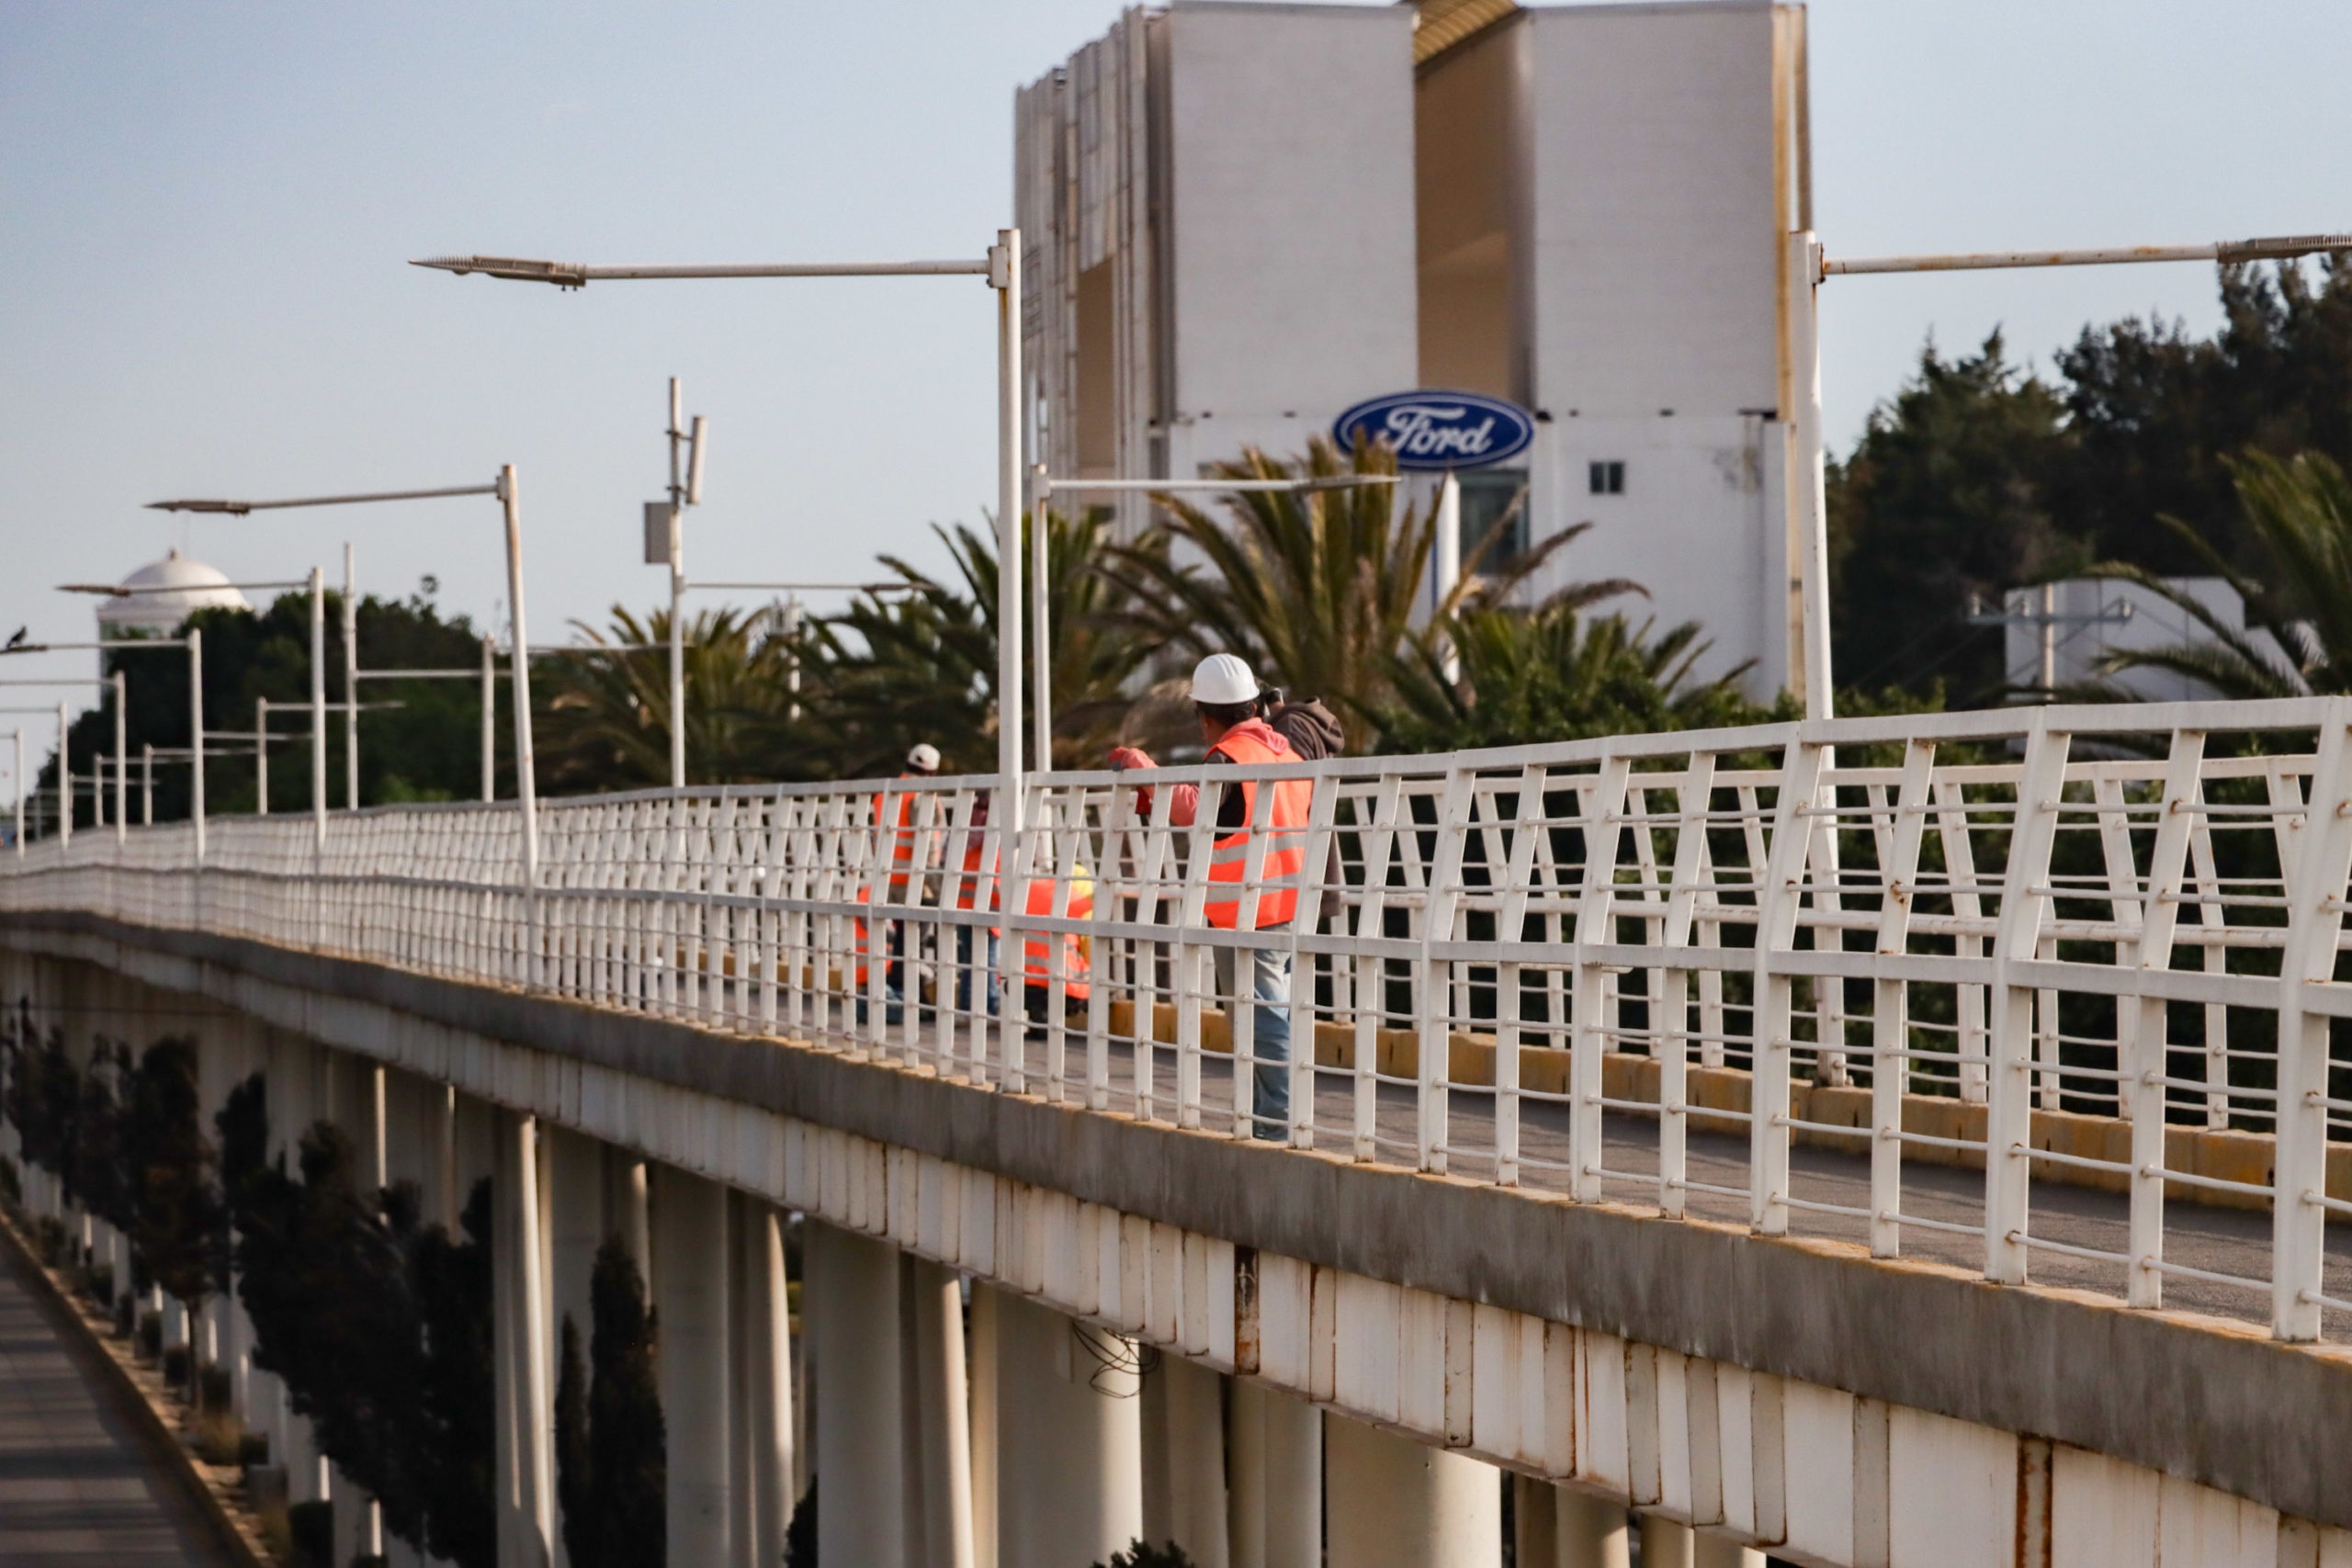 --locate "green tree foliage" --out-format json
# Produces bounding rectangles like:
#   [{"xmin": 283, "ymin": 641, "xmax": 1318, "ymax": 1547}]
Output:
[
  {"xmin": 1099, "ymin": 439, "xmax": 1622, "ymax": 752},
  {"xmin": 537, "ymin": 604, "xmax": 808, "ymax": 790},
  {"xmin": 1374, "ymin": 606, "xmax": 1779, "ymax": 755},
  {"xmin": 40, "ymin": 583, "xmax": 492, "ymax": 831},
  {"xmin": 1829, "ymin": 256, "xmax": 2352, "ymax": 704},
  {"xmin": 2052, "ymin": 256, "xmax": 2352, "ymax": 574},
  {"xmin": 785, "ymin": 1480, "xmax": 816, "ymax": 1568},
  {"xmin": 124, "ymin": 1038, "xmax": 223, "ymax": 1313},
  {"xmin": 555, "ymin": 1239, "xmax": 666, "ymax": 1568},
  {"xmin": 812, "ymin": 507, "xmax": 1161, "ymax": 775},
  {"xmin": 1826, "ymin": 333, "xmax": 2072, "ymax": 701},
  {"xmin": 1095, "ymin": 1541, "xmax": 1195, "ymax": 1568},
  {"xmin": 225, "ymin": 1099, "xmax": 494, "ymax": 1568},
  {"xmin": 2085, "ymin": 451, "xmax": 2352, "ymax": 697},
  {"xmin": 412, "ymin": 1180, "xmax": 497, "ymax": 1568}
]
